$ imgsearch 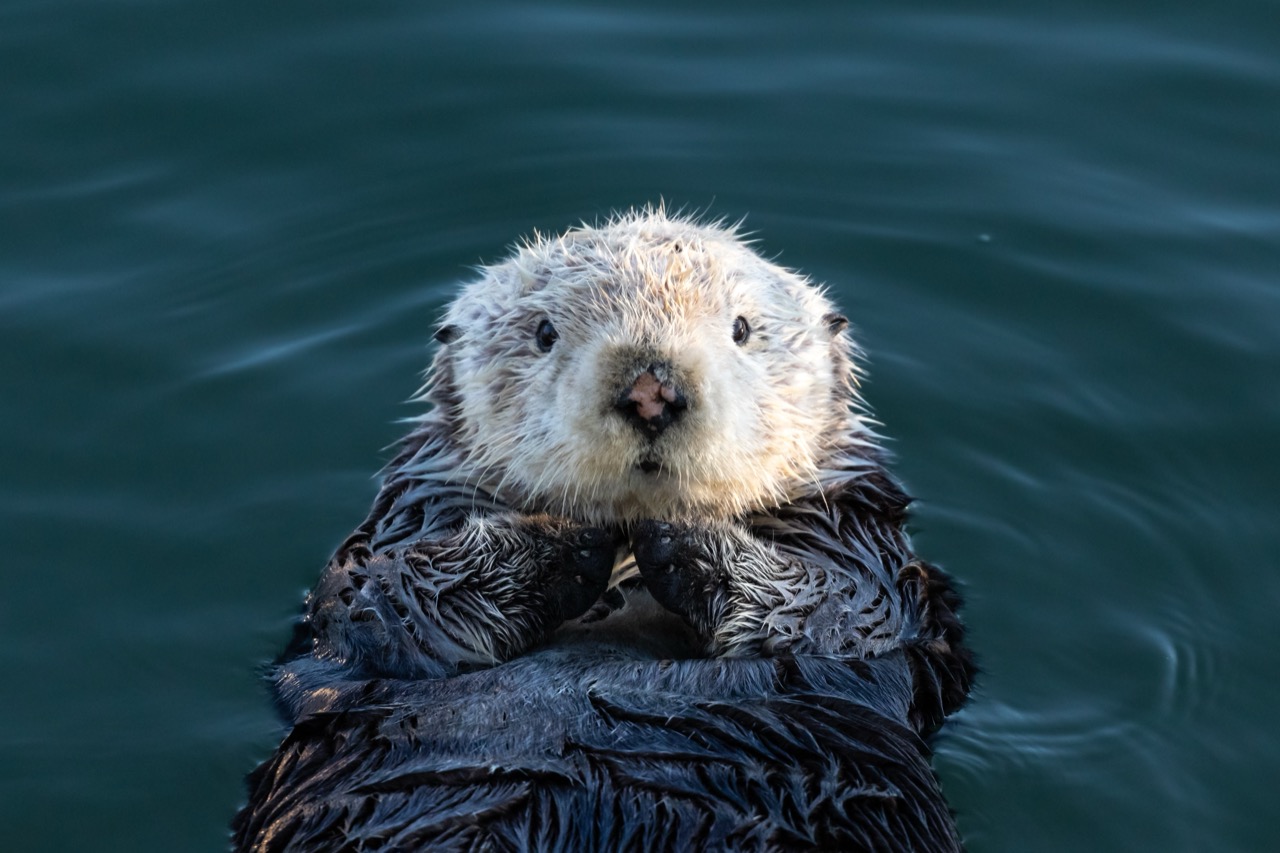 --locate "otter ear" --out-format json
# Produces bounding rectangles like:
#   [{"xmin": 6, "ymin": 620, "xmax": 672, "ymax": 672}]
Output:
[
  {"xmin": 434, "ymin": 324, "xmax": 461, "ymax": 344},
  {"xmin": 824, "ymin": 313, "xmax": 849, "ymax": 335}
]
